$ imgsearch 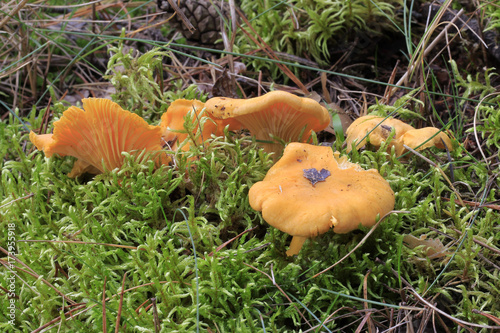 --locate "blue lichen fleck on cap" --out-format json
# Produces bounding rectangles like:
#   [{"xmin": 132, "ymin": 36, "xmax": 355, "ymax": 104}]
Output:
[{"xmin": 303, "ymin": 168, "xmax": 331, "ymax": 186}]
